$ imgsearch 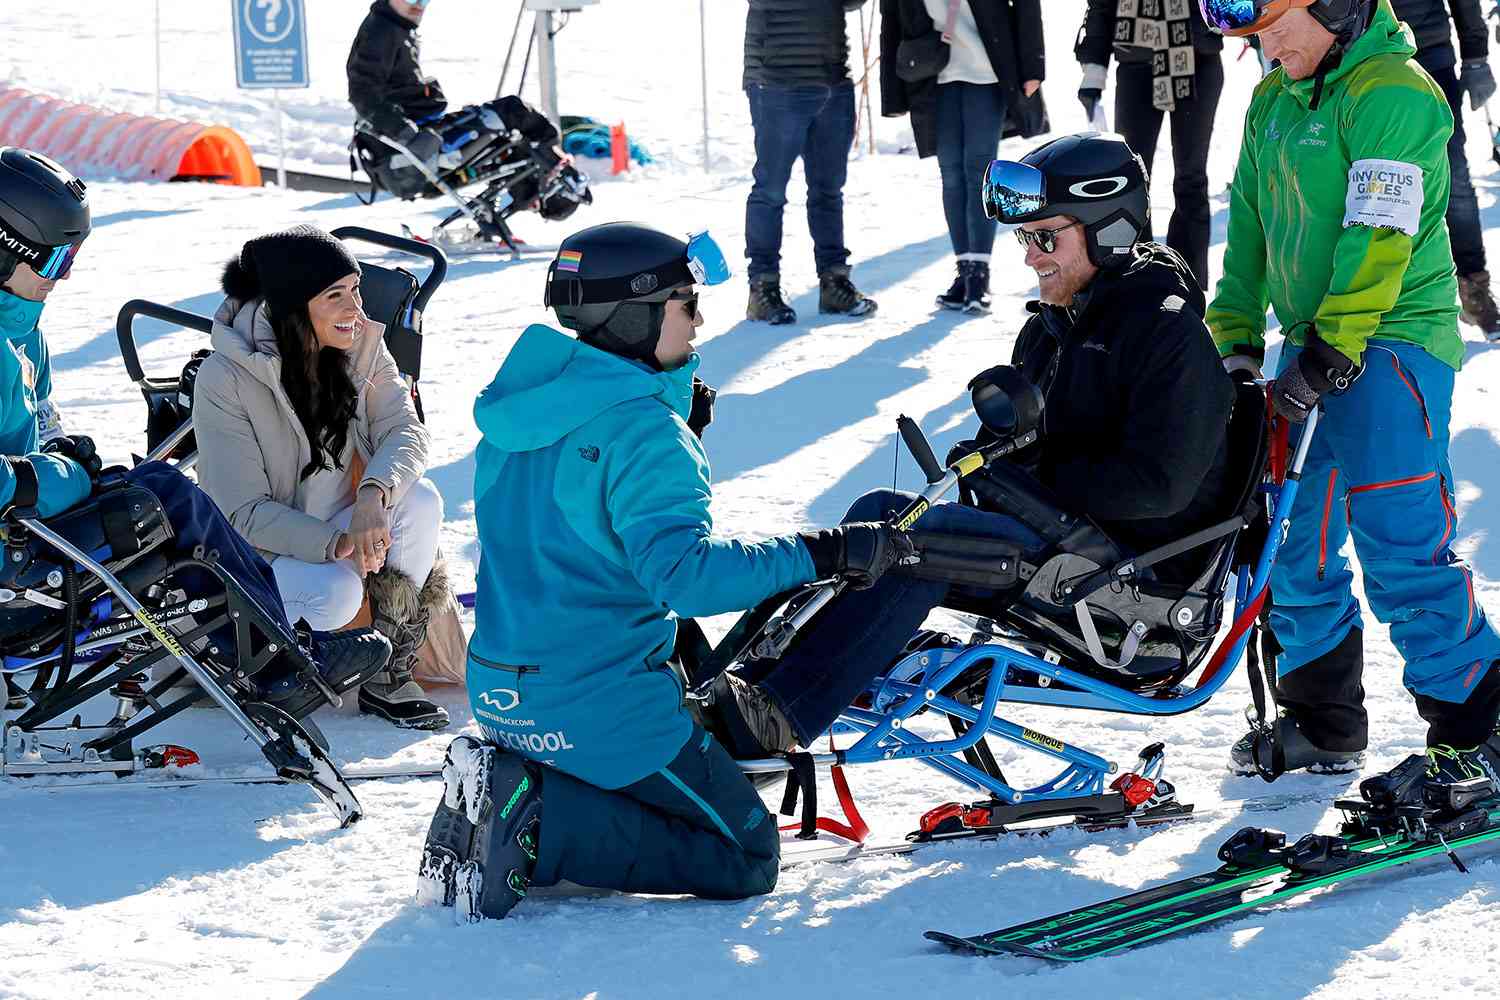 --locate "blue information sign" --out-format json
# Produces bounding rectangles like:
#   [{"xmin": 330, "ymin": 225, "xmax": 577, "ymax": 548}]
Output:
[{"xmin": 232, "ymin": 0, "xmax": 309, "ymax": 89}]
